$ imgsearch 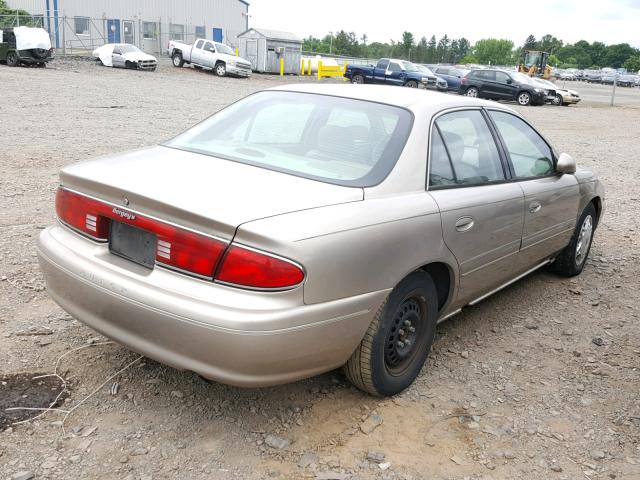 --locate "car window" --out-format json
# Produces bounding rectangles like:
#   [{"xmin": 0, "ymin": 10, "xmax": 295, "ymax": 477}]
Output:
[
  {"xmin": 113, "ymin": 47, "xmax": 121, "ymax": 55},
  {"xmin": 388, "ymin": 62, "xmax": 402, "ymax": 73},
  {"xmin": 475, "ymin": 70, "xmax": 496, "ymax": 81},
  {"xmin": 166, "ymin": 91, "xmax": 413, "ymax": 187},
  {"xmin": 203, "ymin": 42, "xmax": 215, "ymax": 53},
  {"xmin": 495, "ymin": 72, "xmax": 511, "ymax": 84},
  {"xmin": 428, "ymin": 128, "xmax": 456, "ymax": 186},
  {"xmin": 489, "ymin": 111, "xmax": 554, "ymax": 178},
  {"xmin": 437, "ymin": 68, "xmax": 450, "ymax": 75},
  {"xmin": 195, "ymin": 40, "xmax": 204, "ymax": 49},
  {"xmin": 434, "ymin": 110, "xmax": 505, "ymax": 185},
  {"xmin": 376, "ymin": 59, "xmax": 389, "ymax": 70}
]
